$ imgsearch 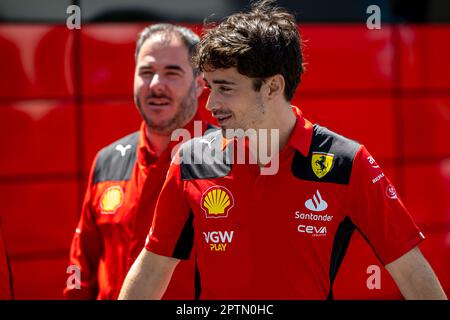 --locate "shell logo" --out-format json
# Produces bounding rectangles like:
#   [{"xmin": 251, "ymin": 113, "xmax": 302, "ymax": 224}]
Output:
[
  {"xmin": 100, "ymin": 185, "xmax": 124, "ymax": 214},
  {"xmin": 201, "ymin": 186, "xmax": 234, "ymax": 218}
]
